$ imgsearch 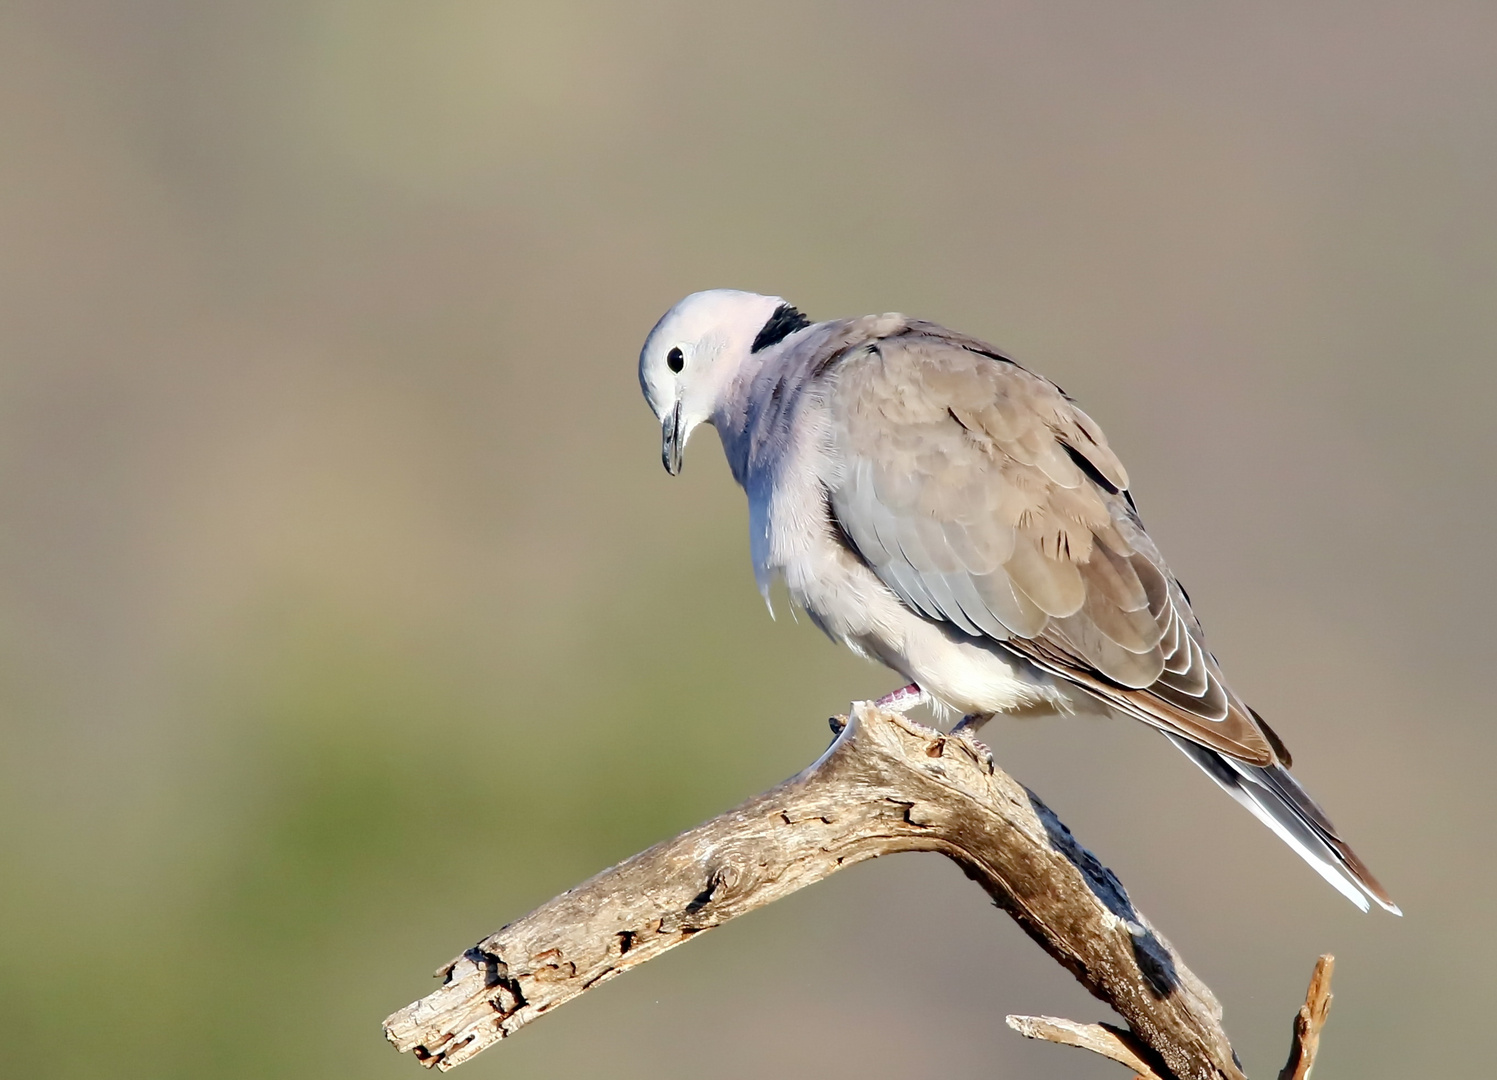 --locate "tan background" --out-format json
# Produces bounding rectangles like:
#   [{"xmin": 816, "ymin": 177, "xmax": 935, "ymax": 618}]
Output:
[{"xmin": 1, "ymin": 3, "xmax": 1492, "ymax": 1077}]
